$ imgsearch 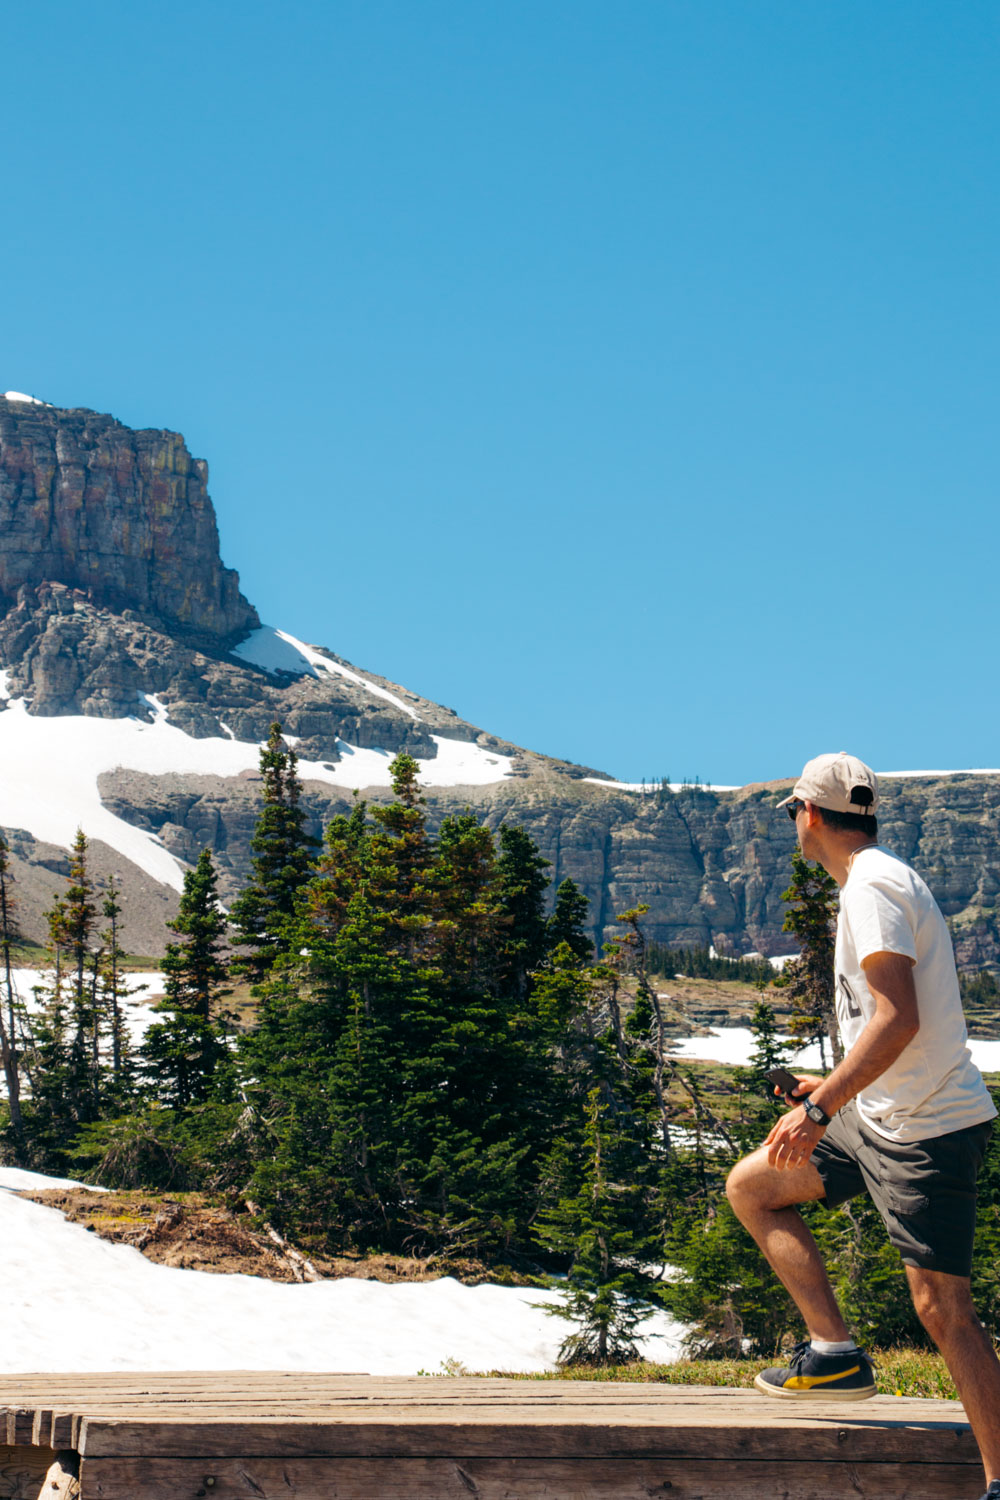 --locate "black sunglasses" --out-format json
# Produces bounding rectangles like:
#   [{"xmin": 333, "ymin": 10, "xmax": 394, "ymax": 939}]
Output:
[{"xmin": 786, "ymin": 799, "xmax": 805, "ymax": 822}]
